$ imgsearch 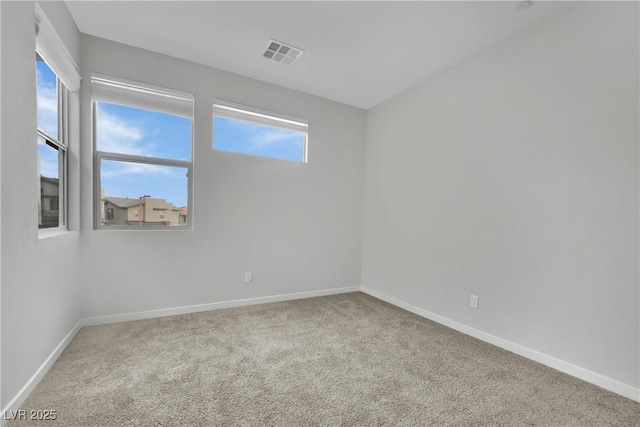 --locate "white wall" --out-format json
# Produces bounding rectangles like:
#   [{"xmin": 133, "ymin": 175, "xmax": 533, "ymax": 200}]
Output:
[
  {"xmin": 79, "ymin": 36, "xmax": 366, "ymax": 318},
  {"xmin": 362, "ymin": 1, "xmax": 639, "ymax": 390},
  {"xmin": 1, "ymin": 1, "xmax": 82, "ymax": 408}
]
